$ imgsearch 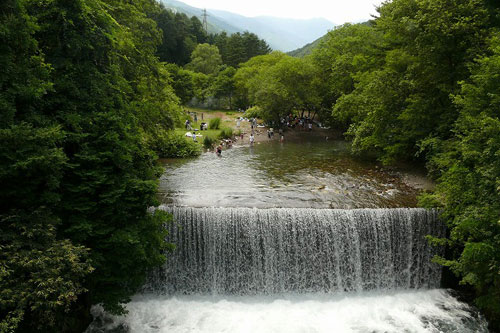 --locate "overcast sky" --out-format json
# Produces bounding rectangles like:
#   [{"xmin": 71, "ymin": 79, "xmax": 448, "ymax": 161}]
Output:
[{"xmin": 179, "ymin": 0, "xmax": 386, "ymax": 24}]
